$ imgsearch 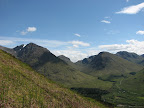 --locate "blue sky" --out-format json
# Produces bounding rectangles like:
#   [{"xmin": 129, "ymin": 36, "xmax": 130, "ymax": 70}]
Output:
[{"xmin": 0, "ymin": 0, "xmax": 144, "ymax": 62}]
